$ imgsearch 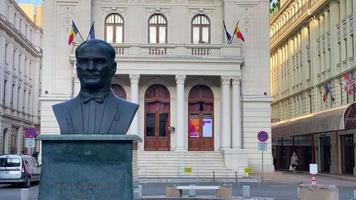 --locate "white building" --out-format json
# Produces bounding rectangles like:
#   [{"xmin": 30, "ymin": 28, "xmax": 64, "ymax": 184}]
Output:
[
  {"xmin": 0, "ymin": 0, "xmax": 42, "ymax": 155},
  {"xmin": 41, "ymin": 0, "xmax": 273, "ymax": 177}
]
